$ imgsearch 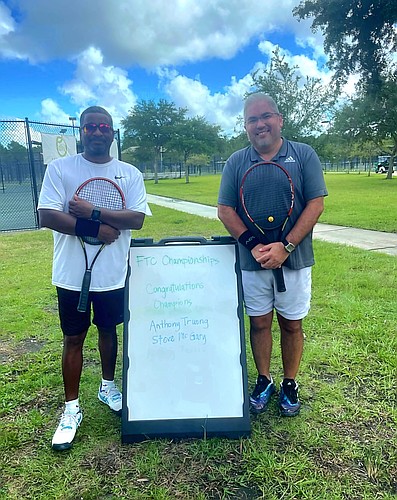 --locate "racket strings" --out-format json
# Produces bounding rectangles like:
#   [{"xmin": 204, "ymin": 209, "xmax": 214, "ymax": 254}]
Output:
[
  {"xmin": 77, "ymin": 178, "xmax": 125, "ymax": 245},
  {"xmin": 242, "ymin": 168, "xmax": 293, "ymax": 230},
  {"xmin": 78, "ymin": 180, "xmax": 124, "ymax": 211}
]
